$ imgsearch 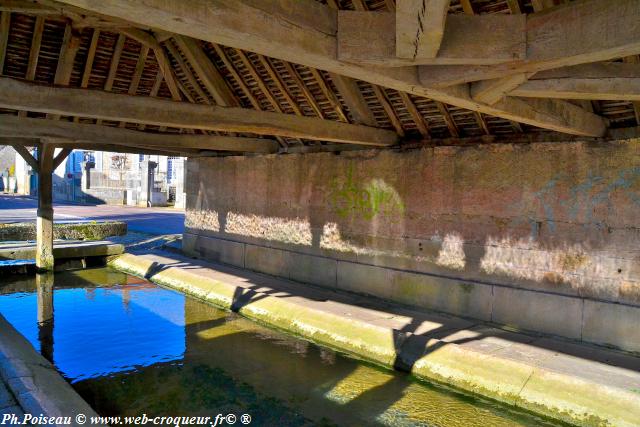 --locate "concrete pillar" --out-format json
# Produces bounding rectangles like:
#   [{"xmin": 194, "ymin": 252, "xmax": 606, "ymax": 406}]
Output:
[
  {"xmin": 36, "ymin": 272, "xmax": 54, "ymax": 362},
  {"xmin": 140, "ymin": 160, "xmax": 157, "ymax": 207},
  {"xmin": 36, "ymin": 144, "xmax": 55, "ymax": 271},
  {"xmin": 81, "ymin": 160, "xmax": 95, "ymax": 191}
]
